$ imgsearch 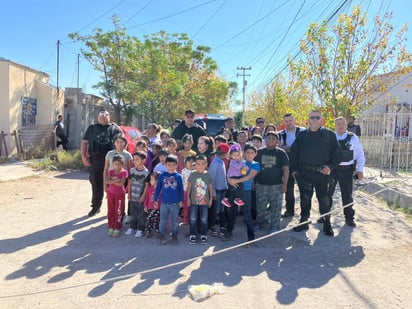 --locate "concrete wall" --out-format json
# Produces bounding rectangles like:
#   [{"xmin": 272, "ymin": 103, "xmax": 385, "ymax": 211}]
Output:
[{"xmin": 0, "ymin": 59, "xmax": 64, "ymax": 157}]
